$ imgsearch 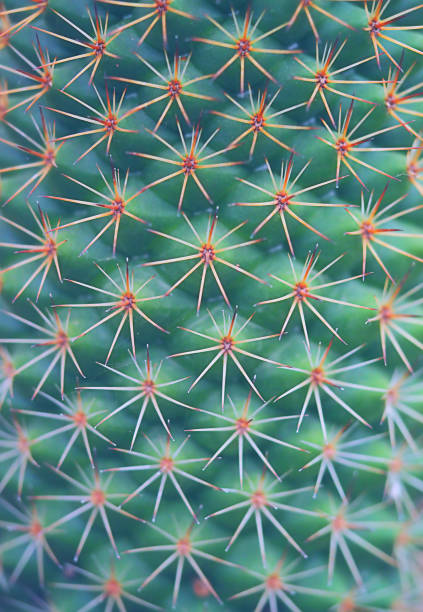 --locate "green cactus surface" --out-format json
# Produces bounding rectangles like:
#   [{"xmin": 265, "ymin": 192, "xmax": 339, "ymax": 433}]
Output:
[{"xmin": 0, "ymin": 0, "xmax": 423, "ymax": 610}]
